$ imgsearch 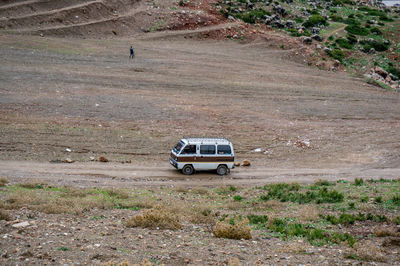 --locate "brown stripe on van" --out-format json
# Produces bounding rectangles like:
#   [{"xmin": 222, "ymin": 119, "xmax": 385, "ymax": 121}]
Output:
[{"xmin": 177, "ymin": 156, "xmax": 234, "ymax": 162}]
